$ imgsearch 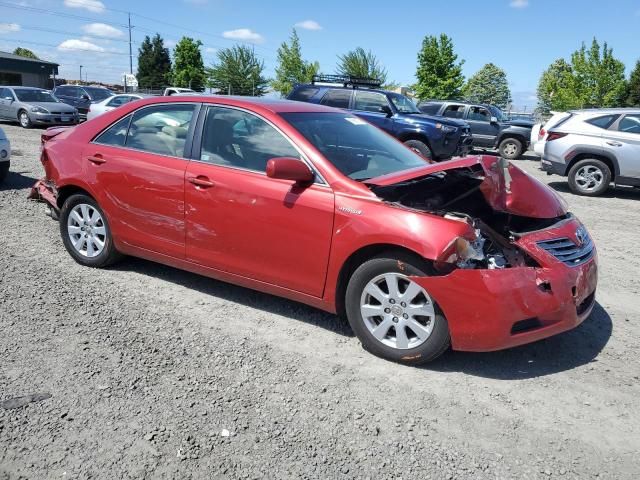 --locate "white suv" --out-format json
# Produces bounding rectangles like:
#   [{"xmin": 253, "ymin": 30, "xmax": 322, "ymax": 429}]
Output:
[{"xmin": 541, "ymin": 109, "xmax": 640, "ymax": 196}]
